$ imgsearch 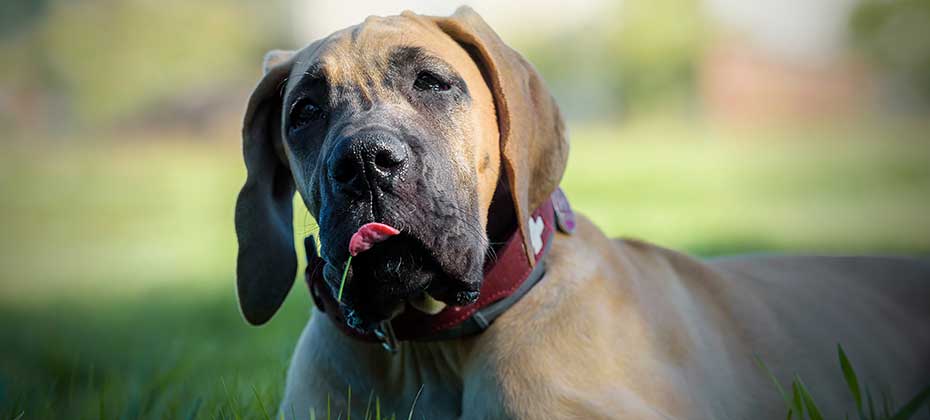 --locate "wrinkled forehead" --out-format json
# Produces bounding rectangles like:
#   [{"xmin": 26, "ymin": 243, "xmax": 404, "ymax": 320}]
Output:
[{"xmin": 285, "ymin": 13, "xmax": 473, "ymax": 95}]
